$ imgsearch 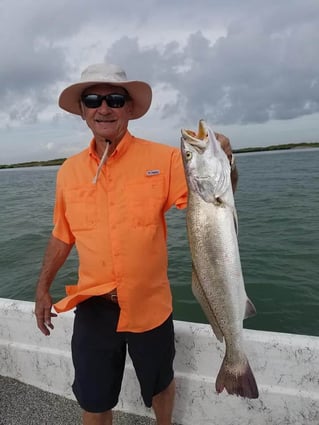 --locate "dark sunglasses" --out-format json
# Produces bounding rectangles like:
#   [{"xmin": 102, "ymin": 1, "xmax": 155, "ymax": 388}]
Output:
[{"xmin": 81, "ymin": 93, "xmax": 130, "ymax": 109}]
